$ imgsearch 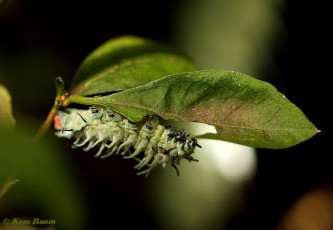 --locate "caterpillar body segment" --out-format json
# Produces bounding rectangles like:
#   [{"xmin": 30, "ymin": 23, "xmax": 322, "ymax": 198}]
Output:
[{"xmin": 54, "ymin": 106, "xmax": 200, "ymax": 177}]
